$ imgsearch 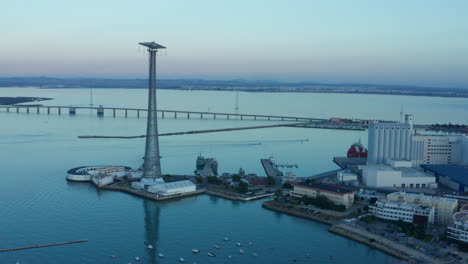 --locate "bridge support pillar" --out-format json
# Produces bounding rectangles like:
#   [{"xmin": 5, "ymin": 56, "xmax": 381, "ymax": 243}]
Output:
[
  {"xmin": 214, "ymin": 114, "xmax": 216, "ymax": 119},
  {"xmin": 174, "ymin": 112, "xmax": 177, "ymax": 119},
  {"xmin": 241, "ymin": 115, "xmax": 243, "ymax": 120},
  {"xmin": 58, "ymin": 107, "xmax": 61, "ymax": 115},
  {"xmin": 6, "ymin": 107, "xmax": 9, "ymax": 112},
  {"xmin": 268, "ymin": 117, "xmax": 270, "ymax": 120},
  {"xmin": 36, "ymin": 107, "xmax": 40, "ymax": 114},
  {"xmin": 161, "ymin": 111, "xmax": 164, "ymax": 119},
  {"xmin": 254, "ymin": 116, "xmax": 257, "ymax": 120},
  {"xmin": 47, "ymin": 107, "xmax": 50, "ymax": 114},
  {"xmin": 113, "ymin": 109, "xmax": 116, "ymax": 117},
  {"xmin": 125, "ymin": 109, "xmax": 128, "ymax": 118},
  {"xmin": 227, "ymin": 114, "xmax": 229, "ymax": 120},
  {"xmin": 26, "ymin": 107, "xmax": 30, "ymax": 114},
  {"xmin": 69, "ymin": 107, "xmax": 76, "ymax": 115},
  {"xmin": 200, "ymin": 113, "xmax": 203, "ymax": 119},
  {"xmin": 137, "ymin": 110, "xmax": 140, "ymax": 118},
  {"xmin": 187, "ymin": 113, "xmax": 190, "ymax": 119},
  {"xmin": 282, "ymin": 117, "xmax": 284, "ymax": 121},
  {"xmin": 16, "ymin": 107, "xmax": 19, "ymax": 113}
]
